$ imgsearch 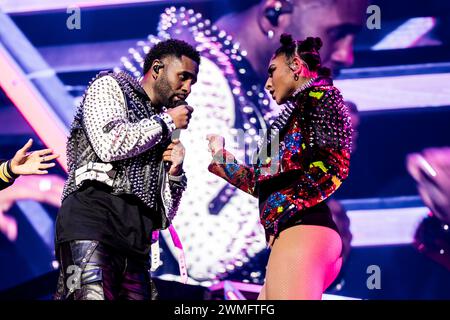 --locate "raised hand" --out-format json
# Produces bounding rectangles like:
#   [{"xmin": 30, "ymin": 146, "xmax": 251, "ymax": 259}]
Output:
[
  {"xmin": 206, "ymin": 134, "xmax": 225, "ymax": 157},
  {"xmin": 10, "ymin": 139, "xmax": 59, "ymax": 176},
  {"xmin": 407, "ymin": 147, "xmax": 450, "ymax": 224}
]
